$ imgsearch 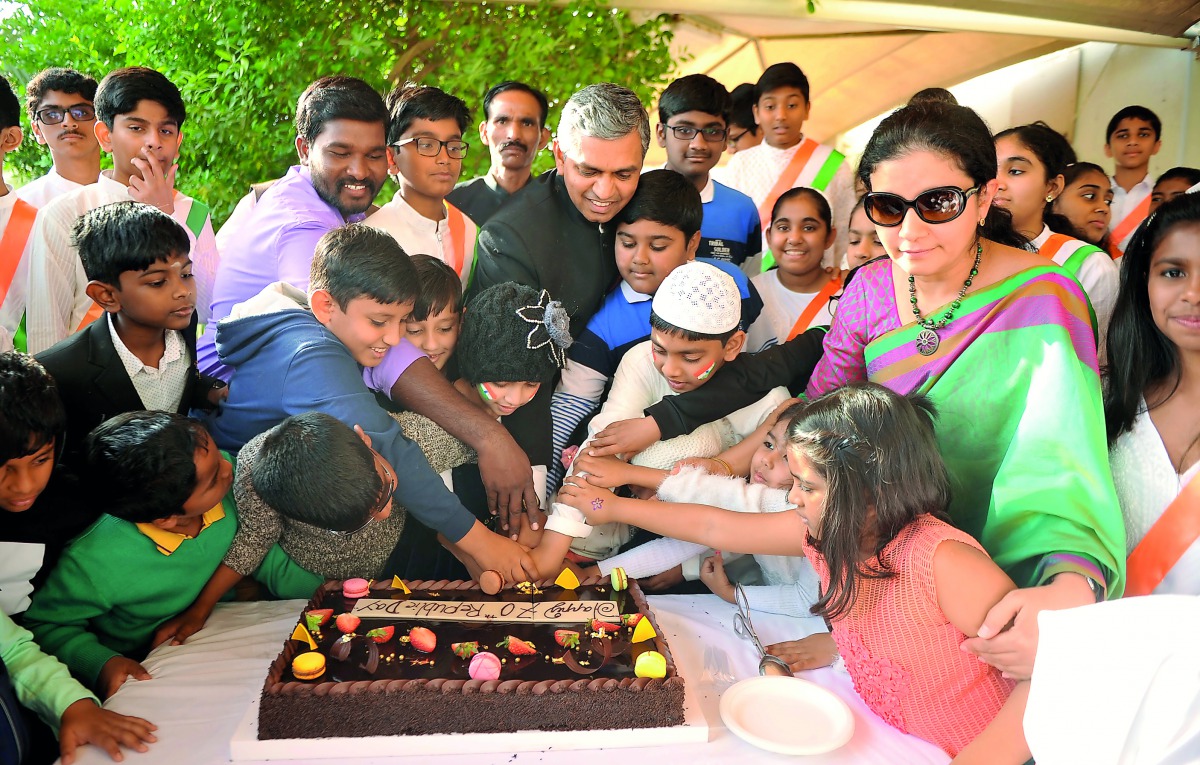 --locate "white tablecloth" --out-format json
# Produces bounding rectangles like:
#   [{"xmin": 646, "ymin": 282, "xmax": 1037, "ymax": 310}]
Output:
[{"xmin": 63, "ymin": 595, "xmax": 950, "ymax": 765}]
